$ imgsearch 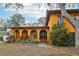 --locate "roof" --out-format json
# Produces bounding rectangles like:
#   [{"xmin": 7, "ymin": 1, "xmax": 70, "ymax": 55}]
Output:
[
  {"xmin": 46, "ymin": 9, "xmax": 79, "ymax": 26},
  {"xmin": 9, "ymin": 26, "xmax": 49, "ymax": 29}
]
